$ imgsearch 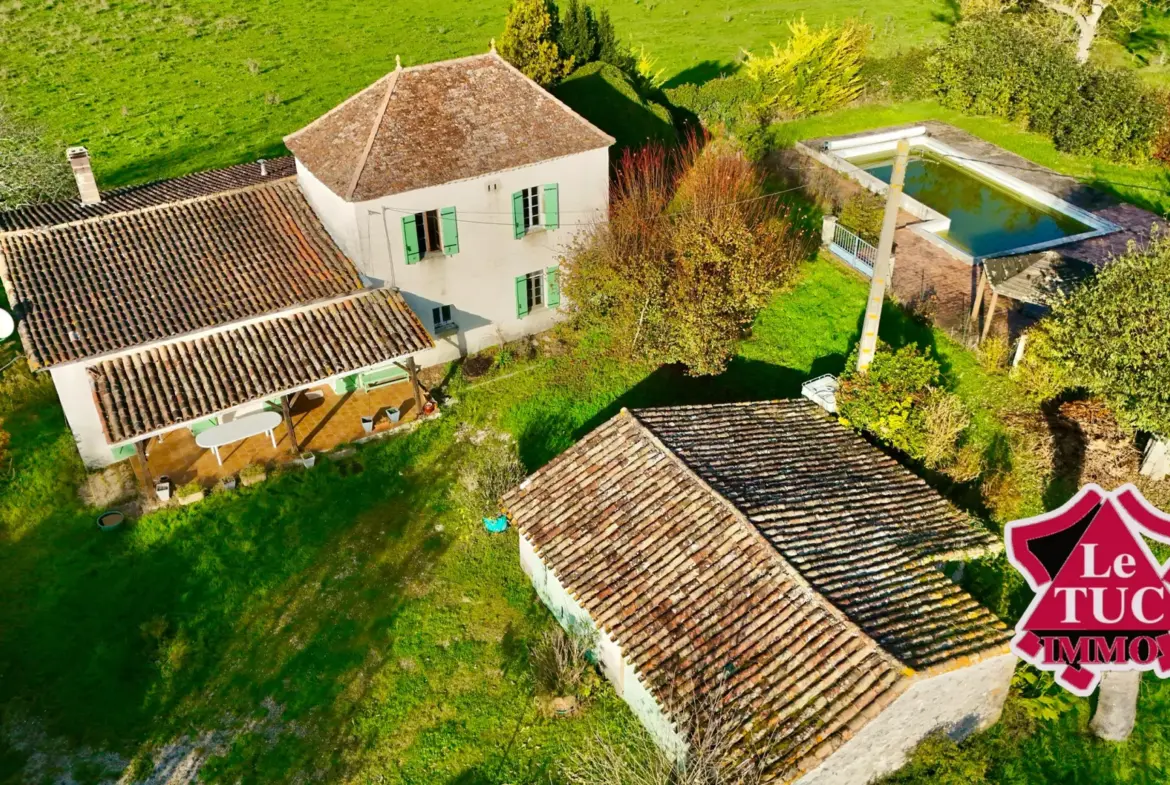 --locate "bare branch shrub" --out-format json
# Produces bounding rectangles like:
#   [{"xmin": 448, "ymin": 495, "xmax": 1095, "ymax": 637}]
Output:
[
  {"xmin": 921, "ymin": 389, "xmax": 971, "ymax": 470},
  {"xmin": 0, "ymin": 104, "xmax": 71, "ymax": 210},
  {"xmin": 453, "ymin": 436, "xmax": 525, "ymax": 519},
  {"xmin": 562, "ymin": 675, "xmax": 784, "ymax": 785},
  {"xmin": 563, "ymin": 132, "xmax": 811, "ymax": 376},
  {"xmin": 531, "ymin": 620, "xmax": 599, "ymax": 698}
]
